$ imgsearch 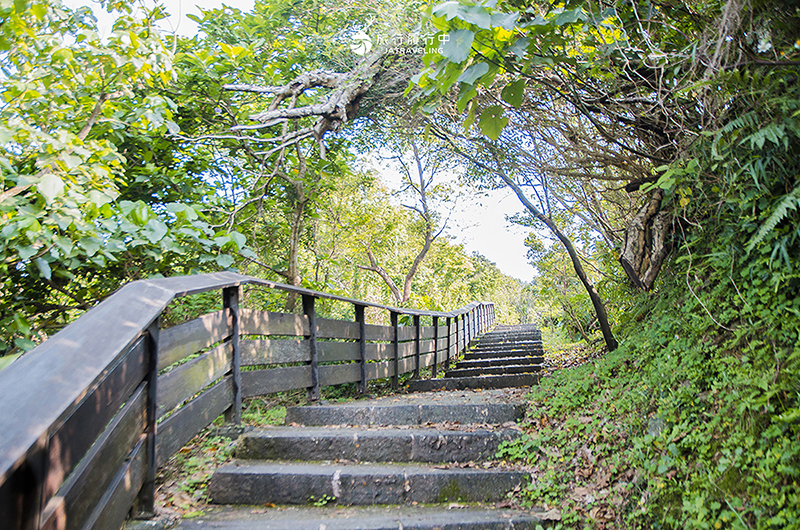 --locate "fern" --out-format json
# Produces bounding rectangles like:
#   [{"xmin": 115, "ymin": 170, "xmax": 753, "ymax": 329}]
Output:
[
  {"xmin": 721, "ymin": 110, "xmax": 760, "ymax": 134},
  {"xmin": 746, "ymin": 184, "xmax": 800, "ymax": 253}
]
